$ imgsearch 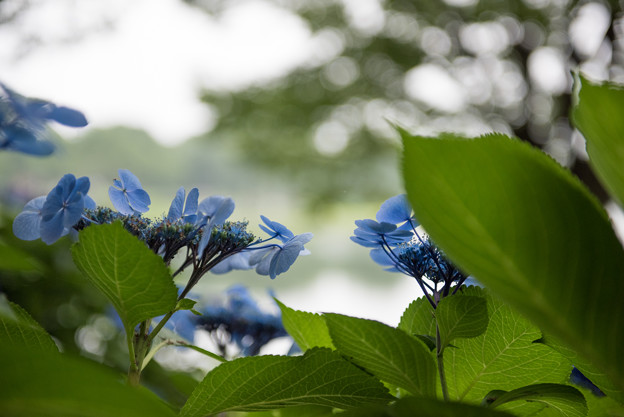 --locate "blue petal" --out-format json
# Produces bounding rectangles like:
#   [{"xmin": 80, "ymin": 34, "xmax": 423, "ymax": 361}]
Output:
[
  {"xmin": 183, "ymin": 188, "xmax": 199, "ymax": 218},
  {"xmin": 127, "ymin": 188, "xmax": 151, "ymax": 213},
  {"xmin": 40, "ymin": 210, "xmax": 65, "ymax": 244},
  {"xmin": 211, "ymin": 252, "xmax": 252, "ymax": 274},
  {"xmin": 167, "ymin": 187, "xmax": 185, "ymax": 221},
  {"xmin": 355, "ymin": 219, "xmax": 397, "ymax": 234},
  {"xmin": 250, "ymin": 247, "xmax": 279, "ymax": 276},
  {"xmin": 41, "ymin": 186, "xmax": 65, "ymax": 221},
  {"xmin": 4, "ymin": 132, "xmax": 55, "ymax": 156},
  {"xmin": 350, "ymin": 236, "xmax": 382, "ymax": 248},
  {"xmin": 259, "ymin": 215, "xmax": 294, "ymax": 242},
  {"xmin": 12, "ymin": 196, "xmax": 46, "ymax": 240},
  {"xmin": 56, "ymin": 174, "xmax": 77, "ymax": 199},
  {"xmin": 73, "ymin": 176, "xmax": 91, "ymax": 197},
  {"xmin": 108, "ymin": 187, "xmax": 133, "ymax": 215},
  {"xmin": 47, "ymin": 106, "xmax": 88, "ymax": 127},
  {"xmin": 268, "ymin": 233, "xmax": 313, "ymax": 279},
  {"xmin": 376, "ymin": 194, "xmax": 413, "ymax": 224},
  {"xmin": 84, "ymin": 195, "xmax": 97, "ymax": 209},
  {"xmin": 369, "ymin": 248, "xmax": 395, "ymax": 267},
  {"xmin": 198, "ymin": 196, "xmax": 235, "ymax": 225},
  {"xmin": 118, "ymin": 169, "xmax": 144, "ymax": 191},
  {"xmin": 62, "ymin": 194, "xmax": 84, "ymax": 227}
]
